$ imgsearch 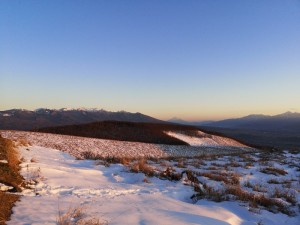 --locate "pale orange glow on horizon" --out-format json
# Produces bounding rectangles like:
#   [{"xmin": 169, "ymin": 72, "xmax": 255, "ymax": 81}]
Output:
[{"xmin": 150, "ymin": 107, "xmax": 300, "ymax": 122}]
